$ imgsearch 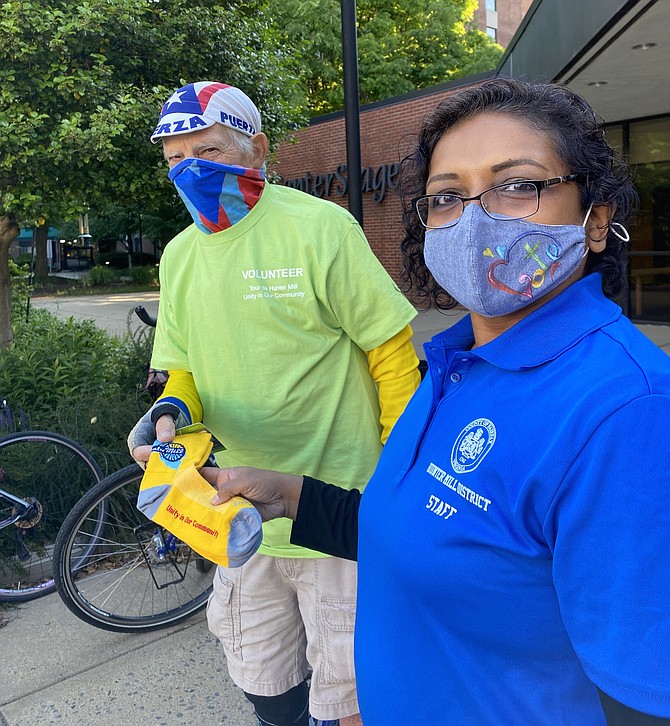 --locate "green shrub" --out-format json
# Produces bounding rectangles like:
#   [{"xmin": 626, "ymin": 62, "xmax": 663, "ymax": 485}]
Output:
[
  {"xmin": 129, "ymin": 265, "xmax": 158, "ymax": 286},
  {"xmin": 89, "ymin": 265, "xmax": 115, "ymax": 286},
  {"xmin": 0, "ymin": 308, "xmax": 155, "ymax": 474},
  {"xmin": 10, "ymin": 260, "xmax": 30, "ymax": 321}
]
